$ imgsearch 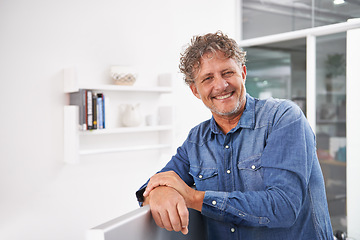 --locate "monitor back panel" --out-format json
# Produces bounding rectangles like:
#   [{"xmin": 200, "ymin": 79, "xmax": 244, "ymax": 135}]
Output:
[{"xmin": 87, "ymin": 205, "xmax": 206, "ymax": 240}]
